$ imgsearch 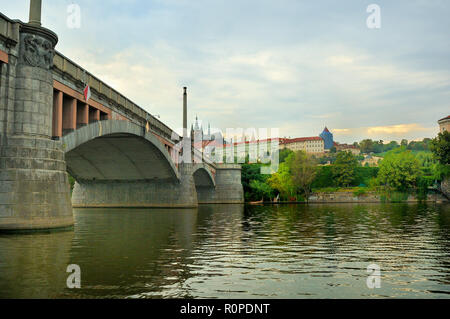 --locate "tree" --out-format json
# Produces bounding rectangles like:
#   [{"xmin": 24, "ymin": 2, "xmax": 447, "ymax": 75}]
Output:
[
  {"xmin": 372, "ymin": 140, "xmax": 384, "ymax": 153},
  {"xmin": 249, "ymin": 180, "xmax": 274, "ymax": 201},
  {"xmin": 359, "ymin": 139, "xmax": 374, "ymax": 154},
  {"xmin": 430, "ymin": 131, "xmax": 450, "ymax": 165},
  {"xmin": 401, "ymin": 139, "xmax": 408, "ymax": 148},
  {"xmin": 279, "ymin": 148, "xmax": 294, "ymax": 164},
  {"xmin": 332, "ymin": 151, "xmax": 358, "ymax": 187},
  {"xmin": 377, "ymin": 149, "xmax": 420, "ymax": 191},
  {"xmin": 267, "ymin": 161, "xmax": 295, "ymax": 200},
  {"xmin": 385, "ymin": 141, "xmax": 399, "ymax": 152},
  {"xmin": 288, "ymin": 151, "xmax": 317, "ymax": 202}
]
